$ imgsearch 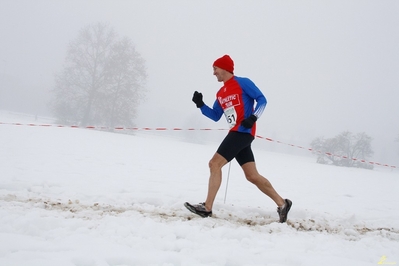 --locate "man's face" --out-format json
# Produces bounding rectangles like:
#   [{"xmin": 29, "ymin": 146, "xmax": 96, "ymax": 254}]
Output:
[{"xmin": 213, "ymin": 66, "xmax": 225, "ymax": 82}]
